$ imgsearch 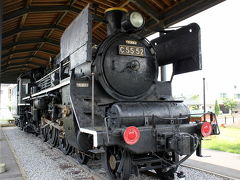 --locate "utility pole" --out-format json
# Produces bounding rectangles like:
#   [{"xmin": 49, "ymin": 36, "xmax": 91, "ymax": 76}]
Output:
[
  {"xmin": 159, "ymin": 33, "xmax": 167, "ymax": 81},
  {"xmin": 203, "ymin": 78, "xmax": 206, "ymax": 121},
  {"xmin": 0, "ymin": 0, "xmax": 2, "ymax": 108},
  {"xmin": 161, "ymin": 66, "xmax": 167, "ymax": 81}
]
